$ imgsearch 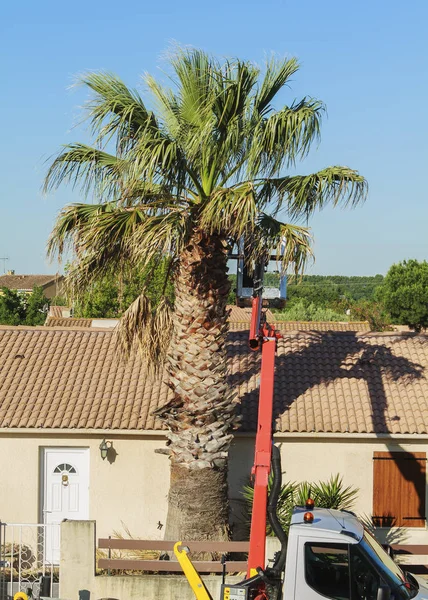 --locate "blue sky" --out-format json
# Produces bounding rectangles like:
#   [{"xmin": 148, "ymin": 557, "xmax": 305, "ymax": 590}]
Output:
[{"xmin": 1, "ymin": 0, "xmax": 427, "ymax": 276}]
